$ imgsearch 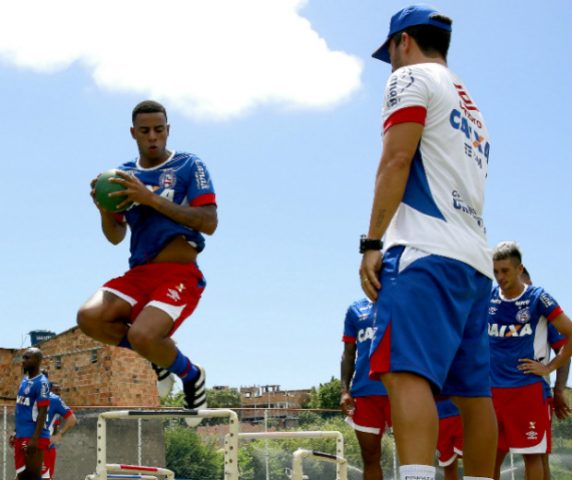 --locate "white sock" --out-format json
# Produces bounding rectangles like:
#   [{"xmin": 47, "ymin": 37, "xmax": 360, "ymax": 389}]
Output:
[
  {"xmin": 464, "ymin": 477, "xmax": 494, "ymax": 480},
  {"xmin": 399, "ymin": 464, "xmax": 436, "ymax": 480}
]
